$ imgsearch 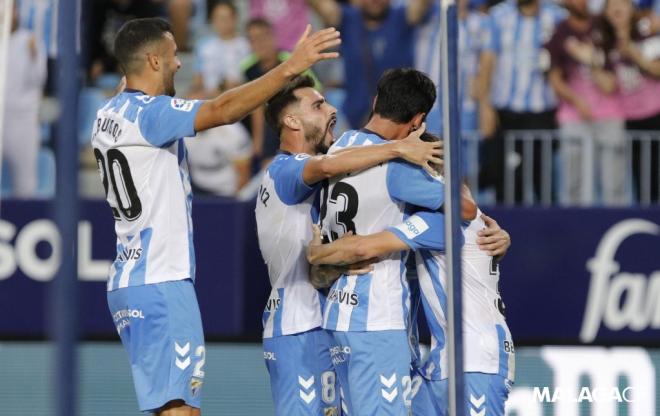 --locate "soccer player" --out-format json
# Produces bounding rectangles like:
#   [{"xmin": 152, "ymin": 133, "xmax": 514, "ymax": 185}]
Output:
[
  {"xmin": 307, "ymin": 195, "xmax": 515, "ymax": 416},
  {"xmin": 255, "ymin": 74, "xmax": 442, "ymax": 416},
  {"xmin": 92, "ymin": 18, "xmax": 341, "ymax": 415},
  {"xmin": 315, "ymin": 68, "xmax": 478, "ymax": 415},
  {"xmin": 308, "ymin": 214, "xmax": 513, "ymax": 415}
]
